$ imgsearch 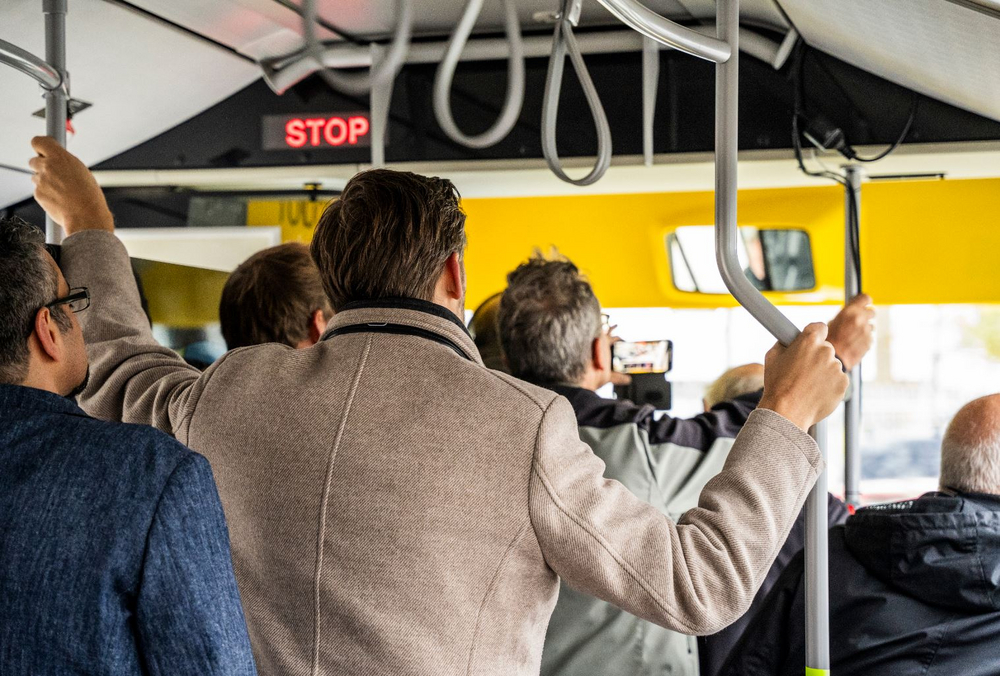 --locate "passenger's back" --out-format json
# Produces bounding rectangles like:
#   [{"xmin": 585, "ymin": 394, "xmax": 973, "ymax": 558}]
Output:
[
  {"xmin": 0, "ymin": 384, "xmax": 254, "ymax": 675},
  {"xmin": 721, "ymin": 492, "xmax": 1000, "ymax": 676},
  {"xmin": 186, "ymin": 303, "xmax": 560, "ymax": 674}
]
